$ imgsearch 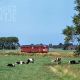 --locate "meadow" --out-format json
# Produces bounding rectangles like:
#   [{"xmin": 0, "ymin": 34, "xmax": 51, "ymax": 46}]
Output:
[{"xmin": 0, "ymin": 50, "xmax": 80, "ymax": 80}]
